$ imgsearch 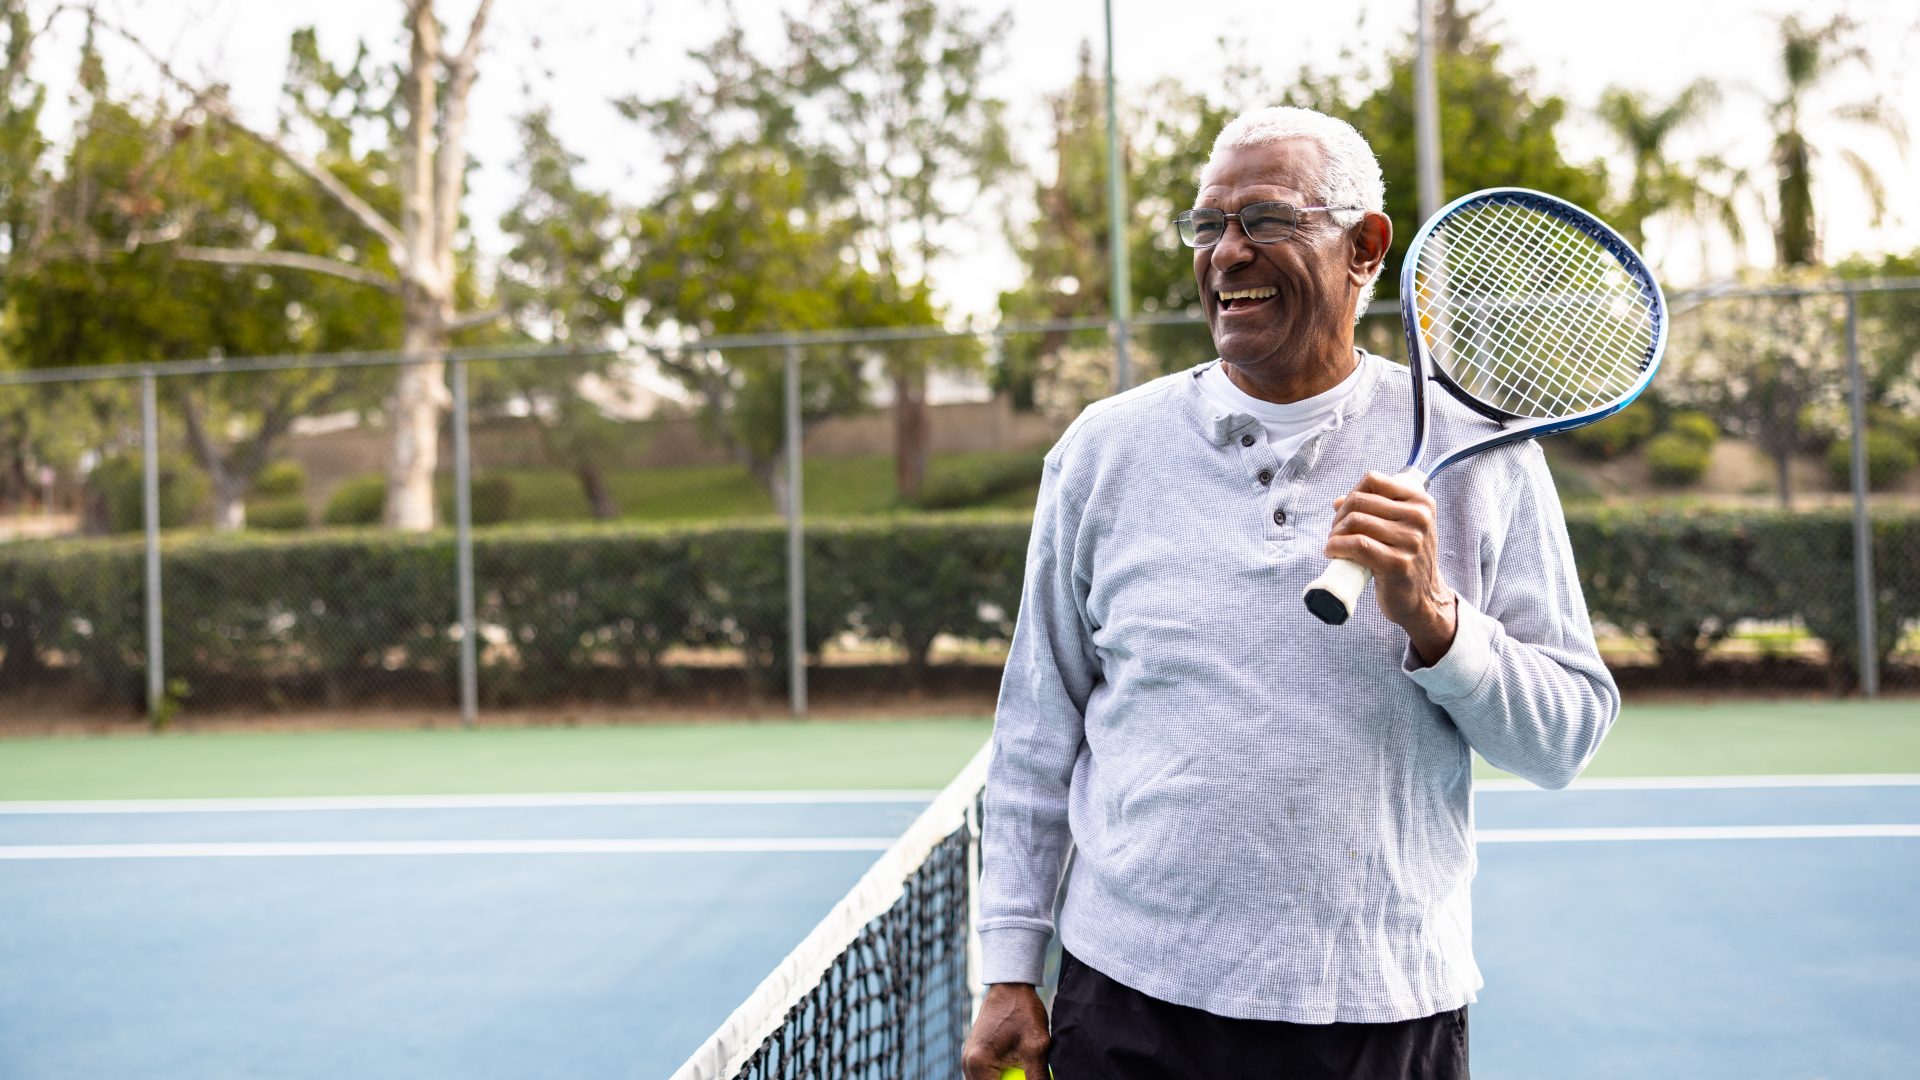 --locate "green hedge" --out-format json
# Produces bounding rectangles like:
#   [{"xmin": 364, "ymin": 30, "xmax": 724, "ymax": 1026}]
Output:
[
  {"xmin": 3, "ymin": 510, "xmax": 1914, "ymax": 709},
  {"xmin": 1827, "ymin": 430, "xmax": 1918, "ymax": 491}
]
